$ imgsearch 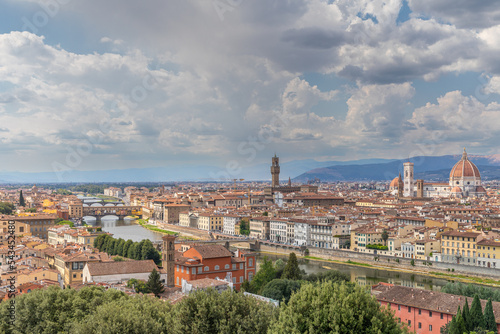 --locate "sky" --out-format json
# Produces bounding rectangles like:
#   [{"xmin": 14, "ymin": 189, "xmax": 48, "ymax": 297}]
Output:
[{"xmin": 1, "ymin": 0, "xmax": 500, "ymax": 176}]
